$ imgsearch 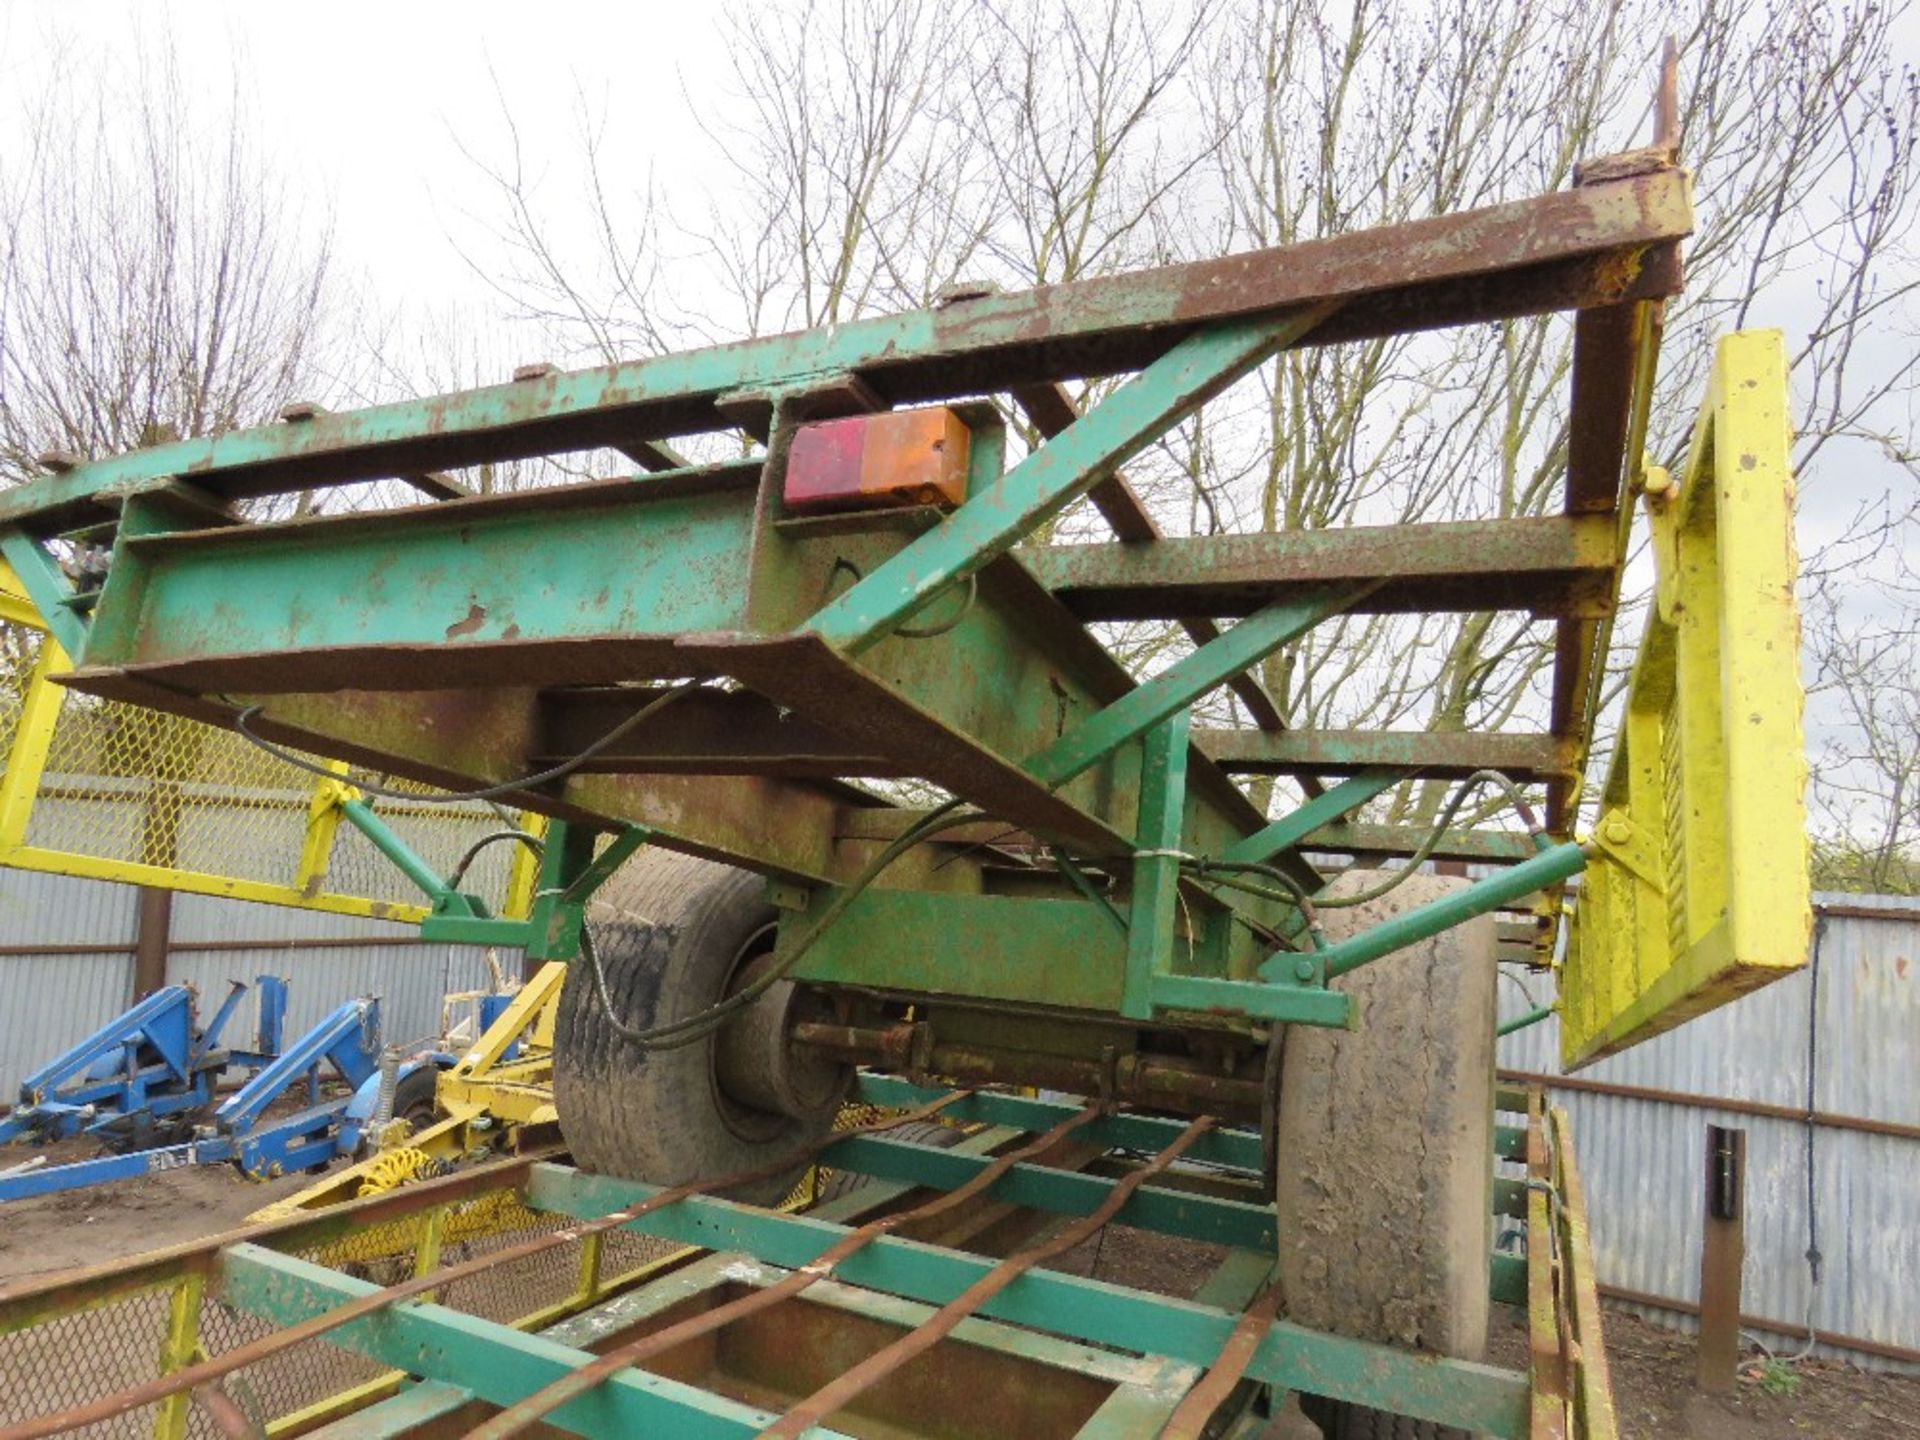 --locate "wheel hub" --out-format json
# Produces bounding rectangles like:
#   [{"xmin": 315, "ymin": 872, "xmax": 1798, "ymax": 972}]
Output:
[{"xmin": 713, "ymin": 954, "xmax": 846, "ymax": 1123}]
